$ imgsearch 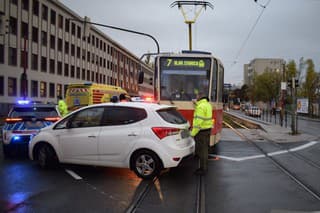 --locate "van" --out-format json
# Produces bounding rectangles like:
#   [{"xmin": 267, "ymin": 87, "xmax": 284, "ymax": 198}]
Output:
[{"xmin": 65, "ymin": 83, "xmax": 128, "ymax": 111}]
